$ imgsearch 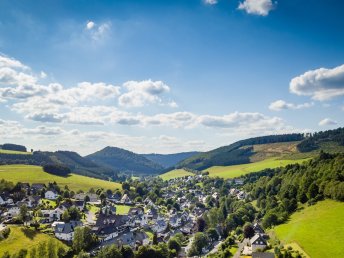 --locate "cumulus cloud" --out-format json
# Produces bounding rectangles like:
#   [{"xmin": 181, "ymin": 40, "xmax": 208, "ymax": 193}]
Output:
[
  {"xmin": 85, "ymin": 21, "xmax": 111, "ymax": 41},
  {"xmin": 269, "ymin": 100, "xmax": 314, "ymax": 111},
  {"xmin": 238, "ymin": 0, "xmax": 274, "ymax": 16},
  {"xmin": 86, "ymin": 21, "xmax": 95, "ymax": 30},
  {"xmin": 119, "ymin": 80, "xmax": 170, "ymax": 107},
  {"xmin": 318, "ymin": 118, "xmax": 338, "ymax": 126},
  {"xmin": 290, "ymin": 64, "xmax": 344, "ymax": 101},
  {"xmin": 204, "ymin": 0, "xmax": 218, "ymax": 4}
]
